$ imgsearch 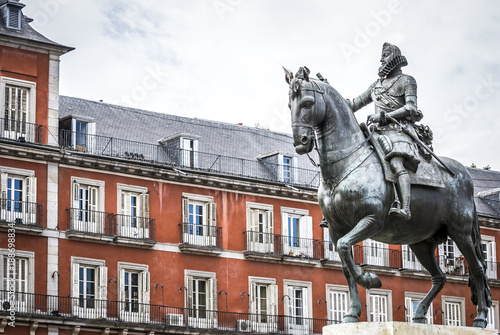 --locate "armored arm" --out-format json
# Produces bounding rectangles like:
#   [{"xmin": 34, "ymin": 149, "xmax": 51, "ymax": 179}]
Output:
[
  {"xmin": 347, "ymin": 82, "xmax": 376, "ymax": 112},
  {"xmin": 387, "ymin": 75, "xmax": 421, "ymax": 122}
]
